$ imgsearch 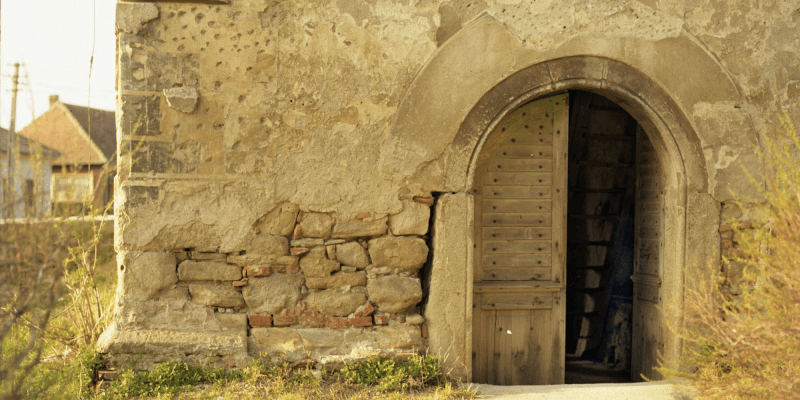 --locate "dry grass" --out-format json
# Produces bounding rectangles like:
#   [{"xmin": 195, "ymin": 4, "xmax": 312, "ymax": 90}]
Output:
[{"xmin": 667, "ymin": 113, "xmax": 800, "ymax": 399}]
